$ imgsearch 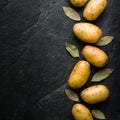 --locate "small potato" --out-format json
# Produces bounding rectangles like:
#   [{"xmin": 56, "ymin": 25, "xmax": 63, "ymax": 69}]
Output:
[
  {"xmin": 82, "ymin": 45, "xmax": 108, "ymax": 67},
  {"xmin": 73, "ymin": 22, "xmax": 102, "ymax": 44},
  {"xmin": 68, "ymin": 60, "xmax": 91, "ymax": 89},
  {"xmin": 70, "ymin": 0, "xmax": 86, "ymax": 7},
  {"xmin": 72, "ymin": 103, "xmax": 93, "ymax": 120},
  {"xmin": 81, "ymin": 85, "xmax": 110, "ymax": 104},
  {"xmin": 83, "ymin": 0, "xmax": 107, "ymax": 21}
]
